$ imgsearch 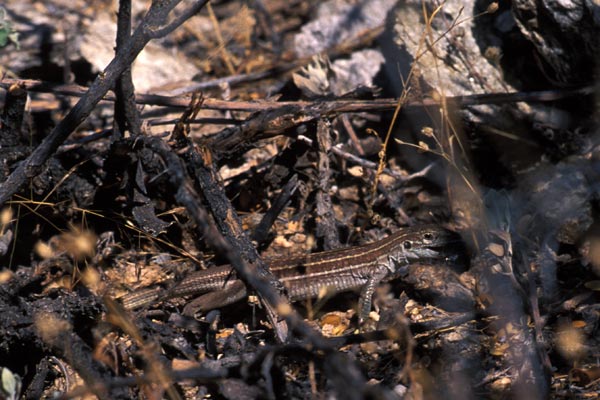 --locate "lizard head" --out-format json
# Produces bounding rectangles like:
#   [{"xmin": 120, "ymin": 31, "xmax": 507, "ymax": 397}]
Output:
[{"xmin": 397, "ymin": 226, "xmax": 463, "ymax": 262}]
